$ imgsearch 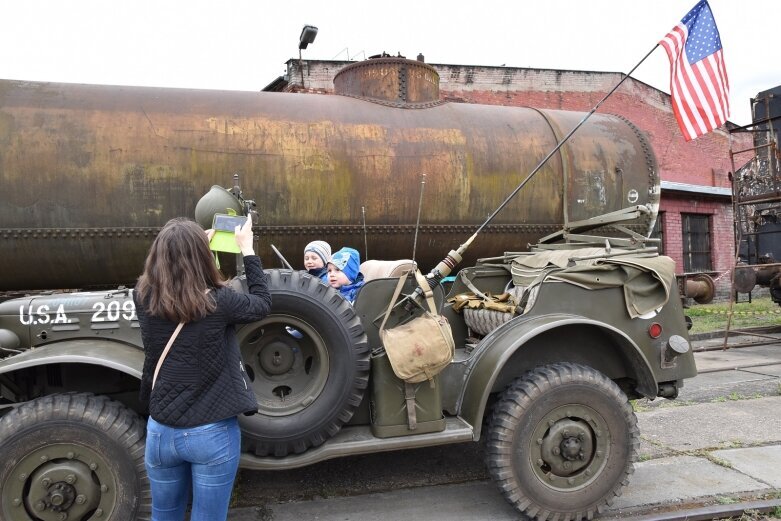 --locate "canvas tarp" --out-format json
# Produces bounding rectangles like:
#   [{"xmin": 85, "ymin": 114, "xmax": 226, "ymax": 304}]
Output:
[{"xmin": 511, "ymin": 250, "xmax": 675, "ymax": 319}]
